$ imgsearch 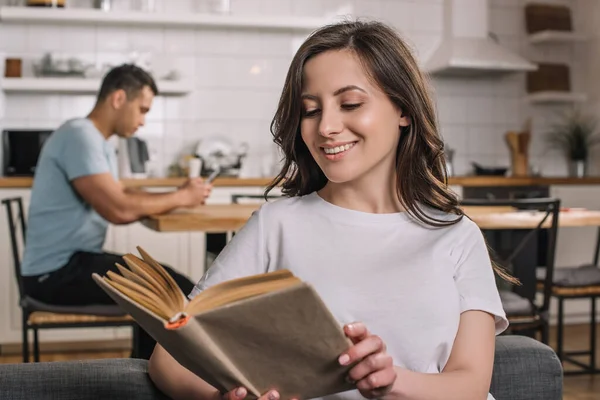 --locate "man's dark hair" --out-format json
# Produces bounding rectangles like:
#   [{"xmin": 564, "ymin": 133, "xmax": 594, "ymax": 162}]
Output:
[{"xmin": 97, "ymin": 64, "xmax": 158, "ymax": 102}]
